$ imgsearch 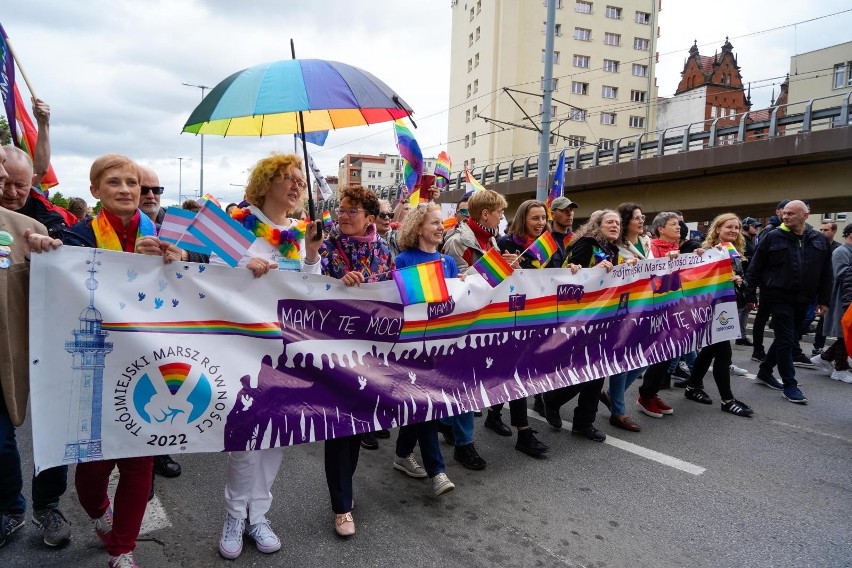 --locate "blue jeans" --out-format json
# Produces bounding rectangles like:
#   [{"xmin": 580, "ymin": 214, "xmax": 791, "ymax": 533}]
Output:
[
  {"xmin": 0, "ymin": 400, "xmax": 68, "ymax": 515},
  {"xmin": 668, "ymin": 351, "xmax": 697, "ymax": 374},
  {"xmin": 440, "ymin": 412, "xmax": 474, "ymax": 446},
  {"xmin": 608, "ymin": 367, "xmax": 645, "ymax": 416},
  {"xmin": 760, "ymin": 302, "xmax": 807, "ymax": 387},
  {"xmin": 396, "ymin": 421, "xmax": 445, "ymax": 477}
]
